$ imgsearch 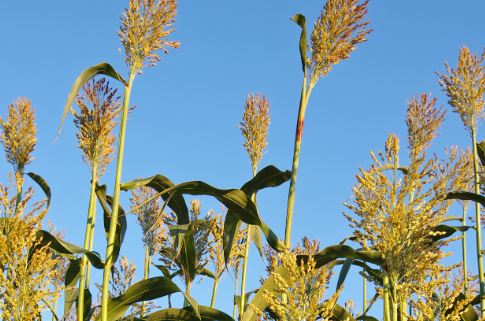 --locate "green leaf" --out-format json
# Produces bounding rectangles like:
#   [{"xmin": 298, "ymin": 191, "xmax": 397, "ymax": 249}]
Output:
[
  {"xmin": 331, "ymin": 304, "xmax": 356, "ymax": 321},
  {"xmin": 198, "ymin": 268, "xmax": 215, "ymax": 279},
  {"xmin": 36, "ymin": 230, "xmax": 104, "ymax": 268},
  {"xmin": 356, "ymin": 316, "xmax": 379, "ymax": 321},
  {"xmin": 121, "ymin": 175, "xmax": 189, "ymax": 224},
  {"xmin": 477, "ymin": 141, "xmax": 485, "ymax": 166},
  {"xmin": 96, "ymin": 276, "xmax": 199, "ymax": 321},
  {"xmin": 63, "ymin": 259, "xmax": 81, "ymax": 318},
  {"xmin": 428, "ymin": 224, "xmax": 471, "ymax": 243},
  {"xmin": 291, "ymin": 14, "xmax": 307, "ymax": 74},
  {"xmin": 336, "ymin": 258, "xmax": 352, "ymax": 291},
  {"xmin": 58, "ymin": 63, "xmax": 127, "ymax": 137},
  {"xmin": 135, "ymin": 306, "xmax": 234, "ymax": 321},
  {"xmin": 180, "ymin": 223, "xmax": 196, "ymax": 283},
  {"xmin": 95, "ymin": 184, "xmax": 127, "ymax": 264},
  {"xmin": 240, "ymin": 165, "xmax": 291, "ymax": 195},
  {"xmin": 445, "ymin": 293, "xmax": 478, "ymax": 321},
  {"xmin": 298, "ymin": 245, "xmax": 383, "ymax": 267},
  {"xmin": 445, "ymin": 191, "xmax": 485, "ymax": 206},
  {"xmin": 26, "ymin": 172, "xmax": 51, "ymax": 207},
  {"xmin": 250, "ymin": 225, "xmax": 263, "ymax": 257},
  {"xmin": 185, "ymin": 306, "xmax": 234, "ymax": 321},
  {"xmin": 223, "ymin": 211, "xmax": 242, "ymax": 265},
  {"xmin": 81, "ymin": 288, "xmax": 92, "ymax": 321}
]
